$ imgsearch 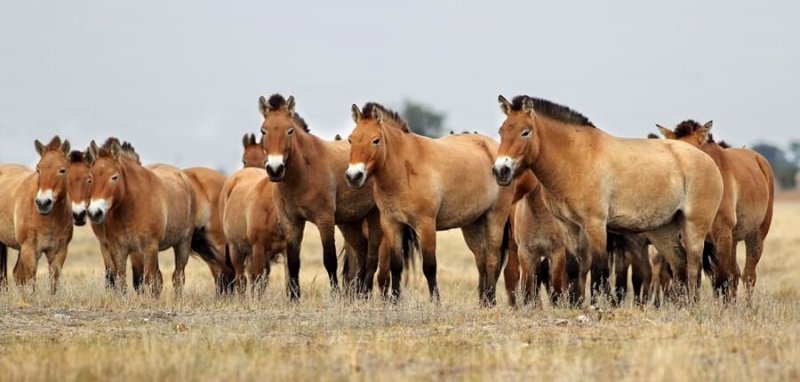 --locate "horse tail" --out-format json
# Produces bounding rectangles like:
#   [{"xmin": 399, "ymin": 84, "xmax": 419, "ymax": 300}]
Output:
[
  {"xmin": 500, "ymin": 218, "xmax": 512, "ymax": 270},
  {"xmin": 402, "ymin": 225, "xmax": 419, "ymax": 271},
  {"xmin": 701, "ymin": 240, "xmax": 718, "ymax": 280},
  {"xmin": 0, "ymin": 243, "xmax": 7, "ymax": 289},
  {"xmin": 191, "ymin": 227, "xmax": 234, "ymax": 293}
]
